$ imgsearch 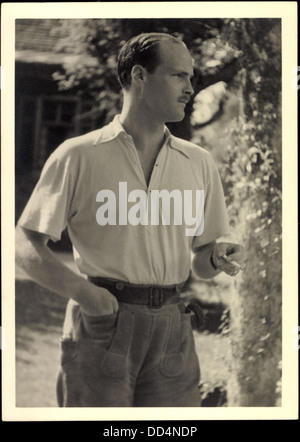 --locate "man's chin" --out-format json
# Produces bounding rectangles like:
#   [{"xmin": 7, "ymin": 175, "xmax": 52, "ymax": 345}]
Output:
[{"xmin": 166, "ymin": 113, "xmax": 185, "ymax": 124}]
